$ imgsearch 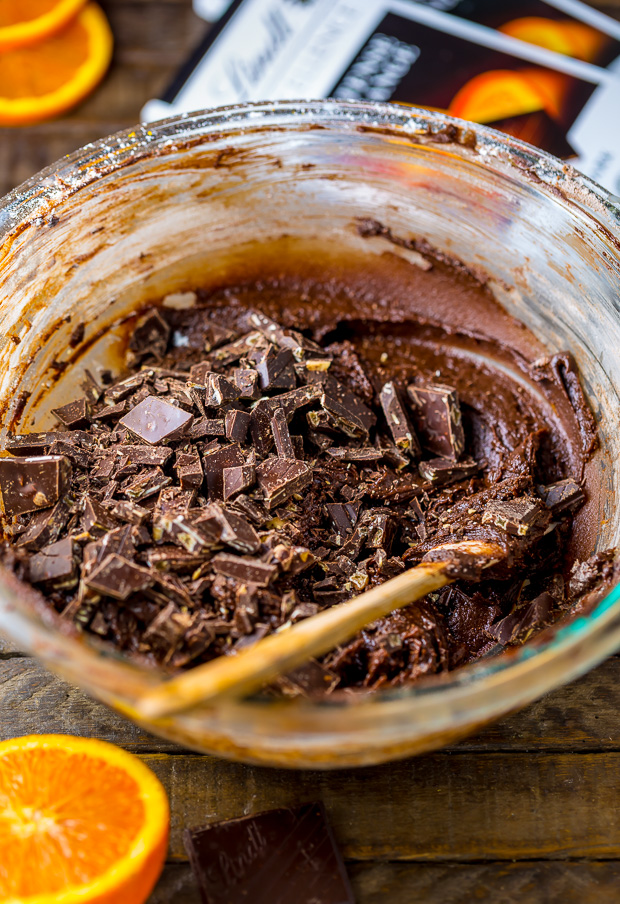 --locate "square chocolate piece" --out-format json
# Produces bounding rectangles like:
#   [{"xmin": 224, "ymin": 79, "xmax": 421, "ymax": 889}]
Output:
[
  {"xmin": 183, "ymin": 802, "xmax": 355, "ymax": 904},
  {"xmin": 119, "ymin": 395, "xmax": 192, "ymax": 444}
]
